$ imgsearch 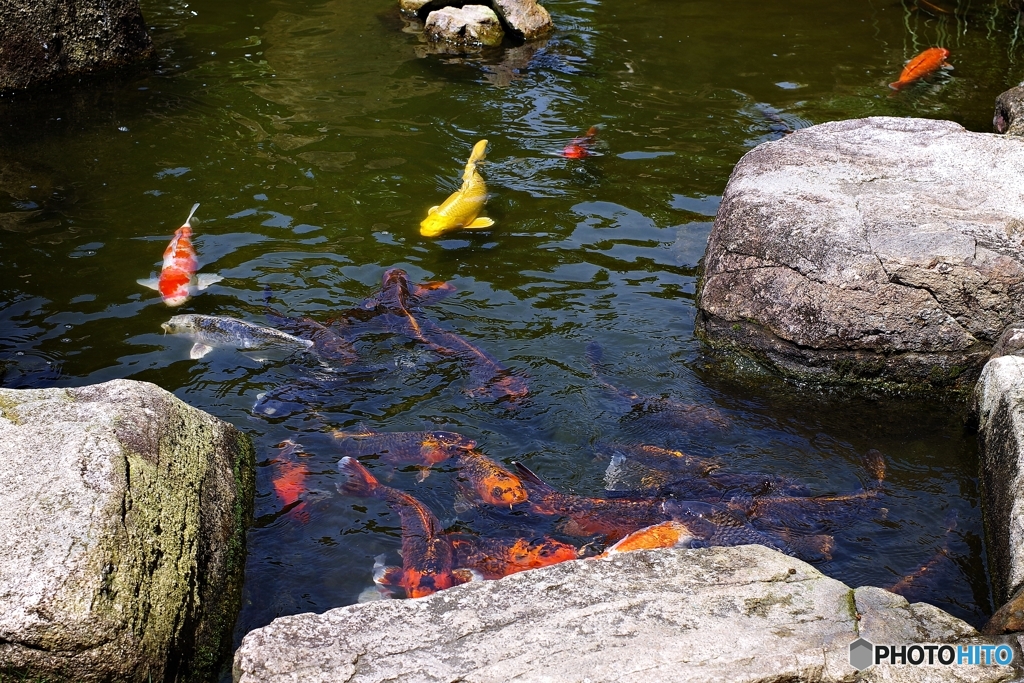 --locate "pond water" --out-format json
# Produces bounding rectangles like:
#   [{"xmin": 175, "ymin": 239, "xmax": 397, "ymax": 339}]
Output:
[{"xmin": 2, "ymin": 0, "xmax": 1022, "ymax": 669}]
